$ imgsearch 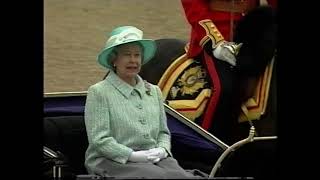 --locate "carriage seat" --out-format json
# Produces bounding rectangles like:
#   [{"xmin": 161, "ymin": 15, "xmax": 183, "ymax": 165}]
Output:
[
  {"xmin": 43, "ymin": 93, "xmax": 226, "ymax": 177},
  {"xmin": 44, "ymin": 115, "xmax": 88, "ymax": 175}
]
